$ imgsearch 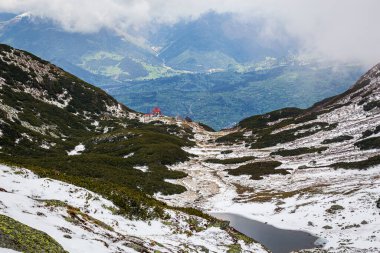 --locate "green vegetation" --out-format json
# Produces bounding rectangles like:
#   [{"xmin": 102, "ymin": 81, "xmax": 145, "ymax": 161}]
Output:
[
  {"xmin": 227, "ymin": 161, "xmax": 288, "ymax": 180},
  {"xmin": 355, "ymin": 137, "xmax": 380, "ymax": 150},
  {"xmin": 0, "ymin": 45, "xmax": 197, "ymax": 220},
  {"xmin": 113, "ymin": 65, "xmax": 361, "ymax": 130},
  {"xmin": 217, "ymin": 98, "xmax": 339, "ymax": 147},
  {"xmin": 216, "ymin": 132, "xmax": 245, "ymax": 144},
  {"xmin": 0, "ymin": 214, "xmax": 67, "ymax": 253},
  {"xmin": 40, "ymin": 199, "xmax": 113, "ymax": 231},
  {"xmin": 239, "ymin": 107, "xmax": 304, "ymax": 130},
  {"xmin": 363, "ymin": 100, "xmax": 380, "ymax": 111},
  {"xmin": 362, "ymin": 125, "xmax": 380, "ymax": 138},
  {"xmin": 271, "ymin": 147, "xmax": 328, "ymax": 157},
  {"xmin": 251, "ymin": 122, "xmax": 338, "ymax": 149},
  {"xmin": 205, "ymin": 156, "xmax": 255, "ymax": 164},
  {"xmin": 322, "ymin": 135, "xmax": 354, "ymax": 144},
  {"xmin": 332, "ymin": 155, "xmax": 380, "ymax": 170},
  {"xmin": 0, "ymin": 46, "xmax": 258, "ymax": 250},
  {"xmin": 227, "ymin": 244, "xmax": 242, "ymax": 253}
]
